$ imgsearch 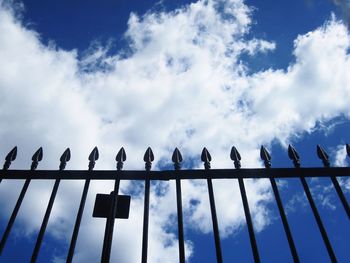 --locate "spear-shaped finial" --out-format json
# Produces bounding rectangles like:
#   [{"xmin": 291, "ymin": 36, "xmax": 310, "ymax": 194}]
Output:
[
  {"xmin": 201, "ymin": 147, "xmax": 211, "ymax": 170},
  {"xmin": 260, "ymin": 146, "xmax": 271, "ymax": 168},
  {"xmin": 59, "ymin": 148, "xmax": 71, "ymax": 171},
  {"xmin": 3, "ymin": 146, "xmax": 17, "ymax": 170},
  {"xmin": 172, "ymin": 148, "xmax": 183, "ymax": 170},
  {"xmin": 116, "ymin": 147, "xmax": 126, "ymax": 170},
  {"xmin": 317, "ymin": 145, "xmax": 330, "ymax": 167},
  {"xmin": 31, "ymin": 147, "xmax": 43, "ymax": 171},
  {"xmin": 230, "ymin": 146, "xmax": 241, "ymax": 169},
  {"xmin": 144, "ymin": 147, "xmax": 154, "ymax": 171},
  {"xmin": 346, "ymin": 144, "xmax": 350, "ymax": 159},
  {"xmin": 88, "ymin": 147, "xmax": 99, "ymax": 171},
  {"xmin": 288, "ymin": 145, "xmax": 300, "ymax": 168}
]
